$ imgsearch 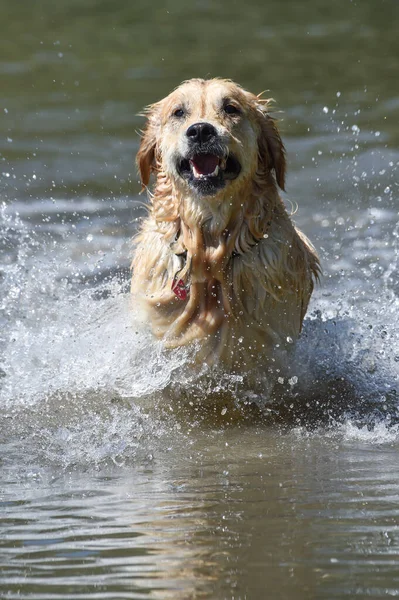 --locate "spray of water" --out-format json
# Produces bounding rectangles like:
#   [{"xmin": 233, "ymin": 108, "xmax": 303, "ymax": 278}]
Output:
[{"xmin": 1, "ymin": 191, "xmax": 399, "ymax": 470}]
